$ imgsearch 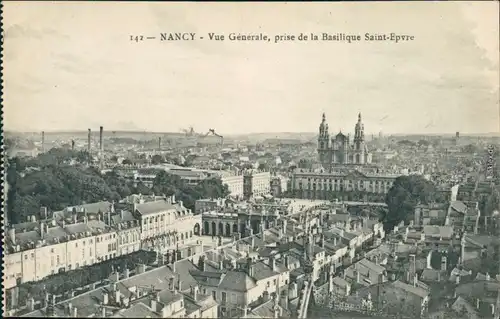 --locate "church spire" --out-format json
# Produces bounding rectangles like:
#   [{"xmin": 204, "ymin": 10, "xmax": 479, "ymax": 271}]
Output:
[
  {"xmin": 322, "ymin": 113, "xmax": 326, "ymax": 122},
  {"xmin": 358, "ymin": 112, "xmax": 362, "ymax": 122}
]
